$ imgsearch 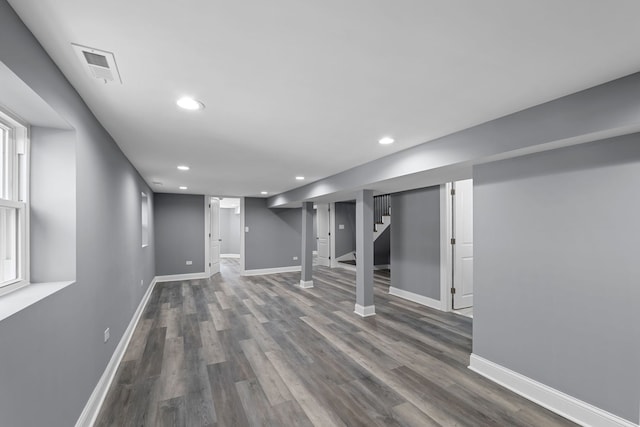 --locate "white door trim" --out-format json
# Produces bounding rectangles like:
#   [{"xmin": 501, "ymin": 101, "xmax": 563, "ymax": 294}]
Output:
[
  {"xmin": 240, "ymin": 197, "xmax": 246, "ymax": 272},
  {"xmin": 204, "ymin": 195, "xmax": 211, "ymax": 277},
  {"xmin": 440, "ymin": 183, "xmax": 453, "ymax": 312},
  {"xmin": 329, "ymin": 202, "xmax": 338, "ymax": 268}
]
